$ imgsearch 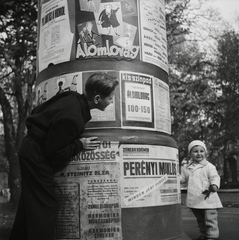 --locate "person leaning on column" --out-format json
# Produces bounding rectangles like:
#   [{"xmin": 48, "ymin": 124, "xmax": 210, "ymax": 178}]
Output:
[{"xmin": 9, "ymin": 72, "xmax": 119, "ymax": 240}]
